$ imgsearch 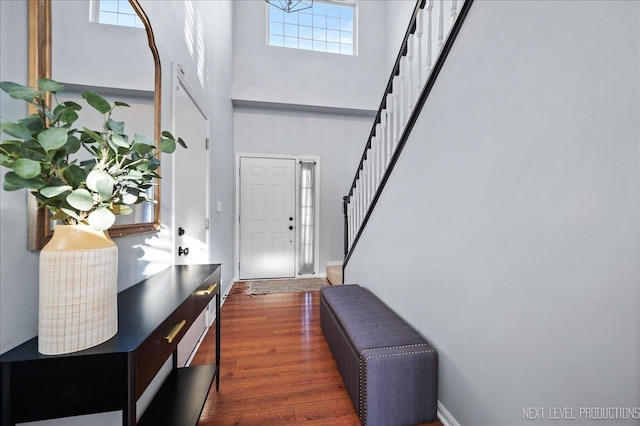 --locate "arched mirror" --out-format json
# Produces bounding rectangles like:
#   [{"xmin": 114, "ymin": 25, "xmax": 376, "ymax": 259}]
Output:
[{"xmin": 28, "ymin": 0, "xmax": 162, "ymax": 250}]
